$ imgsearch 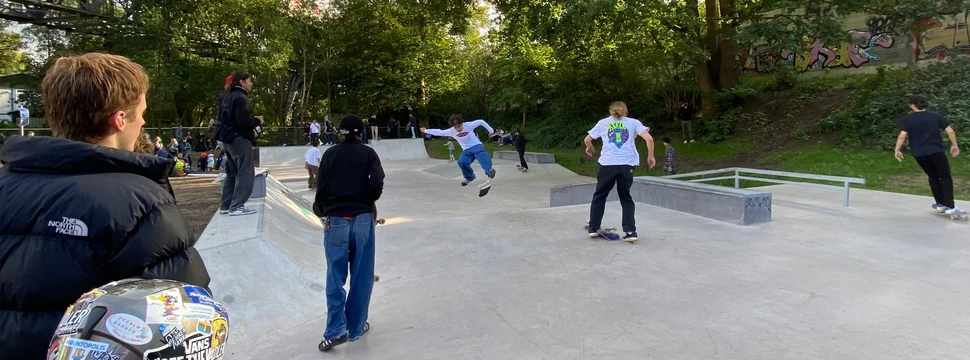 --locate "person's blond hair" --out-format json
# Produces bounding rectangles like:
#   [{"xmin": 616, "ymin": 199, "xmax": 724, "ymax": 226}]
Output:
[
  {"xmin": 609, "ymin": 101, "xmax": 628, "ymax": 118},
  {"xmin": 42, "ymin": 52, "xmax": 150, "ymax": 144}
]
